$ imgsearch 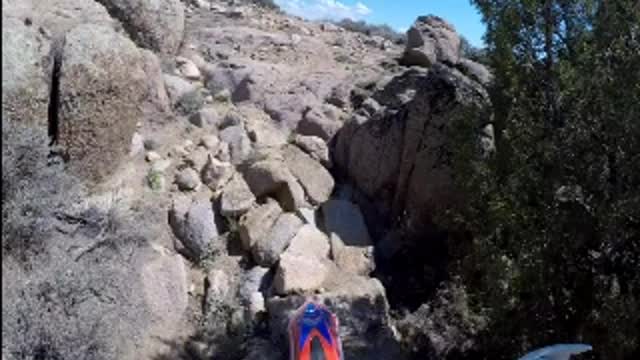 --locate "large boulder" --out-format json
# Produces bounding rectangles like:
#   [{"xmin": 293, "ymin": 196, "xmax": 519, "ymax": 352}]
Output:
[
  {"xmin": 168, "ymin": 197, "xmax": 219, "ymax": 260},
  {"xmin": 219, "ymin": 173, "xmax": 255, "ymax": 217},
  {"xmin": 244, "ymin": 108, "xmax": 288, "ymax": 148},
  {"xmin": 282, "ymin": 145, "xmax": 335, "ymax": 205},
  {"xmin": 273, "ymin": 252, "xmax": 330, "ymax": 295},
  {"xmin": 95, "ymin": 0, "xmax": 185, "ymax": 55},
  {"xmin": 401, "ymin": 15, "xmax": 461, "ymax": 67},
  {"xmin": 238, "ymin": 199, "xmax": 283, "ymax": 252},
  {"xmin": 321, "ymin": 200, "xmax": 375, "ymax": 275},
  {"xmin": 294, "ymin": 135, "xmax": 332, "ymax": 168},
  {"xmin": 3, "ymin": 0, "xmax": 116, "ymax": 46},
  {"xmin": 335, "ymin": 65, "xmax": 494, "ymax": 236},
  {"xmin": 273, "ymin": 224, "xmax": 332, "ymax": 295},
  {"xmin": 241, "ymin": 155, "xmax": 307, "ymax": 211},
  {"xmin": 1, "ymin": 17, "xmax": 52, "ymax": 126},
  {"xmin": 251, "ymin": 212, "xmax": 303, "ymax": 267},
  {"xmin": 57, "ymin": 24, "xmax": 148, "ymax": 182},
  {"xmin": 163, "ymin": 74, "xmax": 198, "ymax": 108},
  {"xmin": 219, "ymin": 125, "xmax": 253, "ymax": 165},
  {"xmin": 296, "ymin": 104, "xmax": 343, "ymax": 141}
]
